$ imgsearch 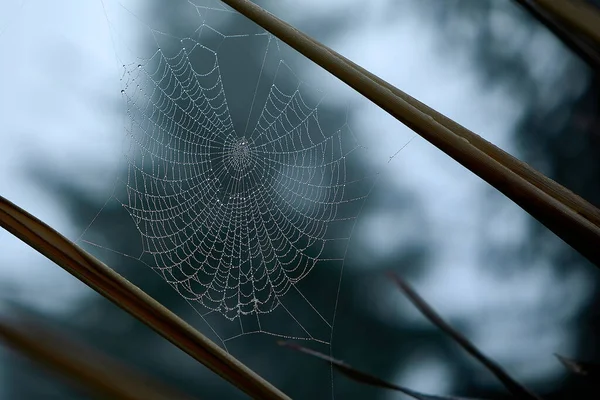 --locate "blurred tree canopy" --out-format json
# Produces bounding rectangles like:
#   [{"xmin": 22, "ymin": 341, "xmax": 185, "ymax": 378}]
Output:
[{"xmin": 3, "ymin": 1, "xmax": 600, "ymax": 399}]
